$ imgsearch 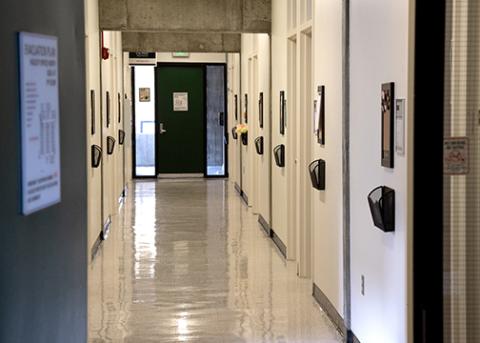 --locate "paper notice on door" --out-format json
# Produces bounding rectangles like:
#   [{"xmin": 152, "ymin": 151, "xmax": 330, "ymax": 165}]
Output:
[
  {"xmin": 444, "ymin": 137, "xmax": 469, "ymax": 175},
  {"xmin": 173, "ymin": 92, "xmax": 188, "ymax": 111}
]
